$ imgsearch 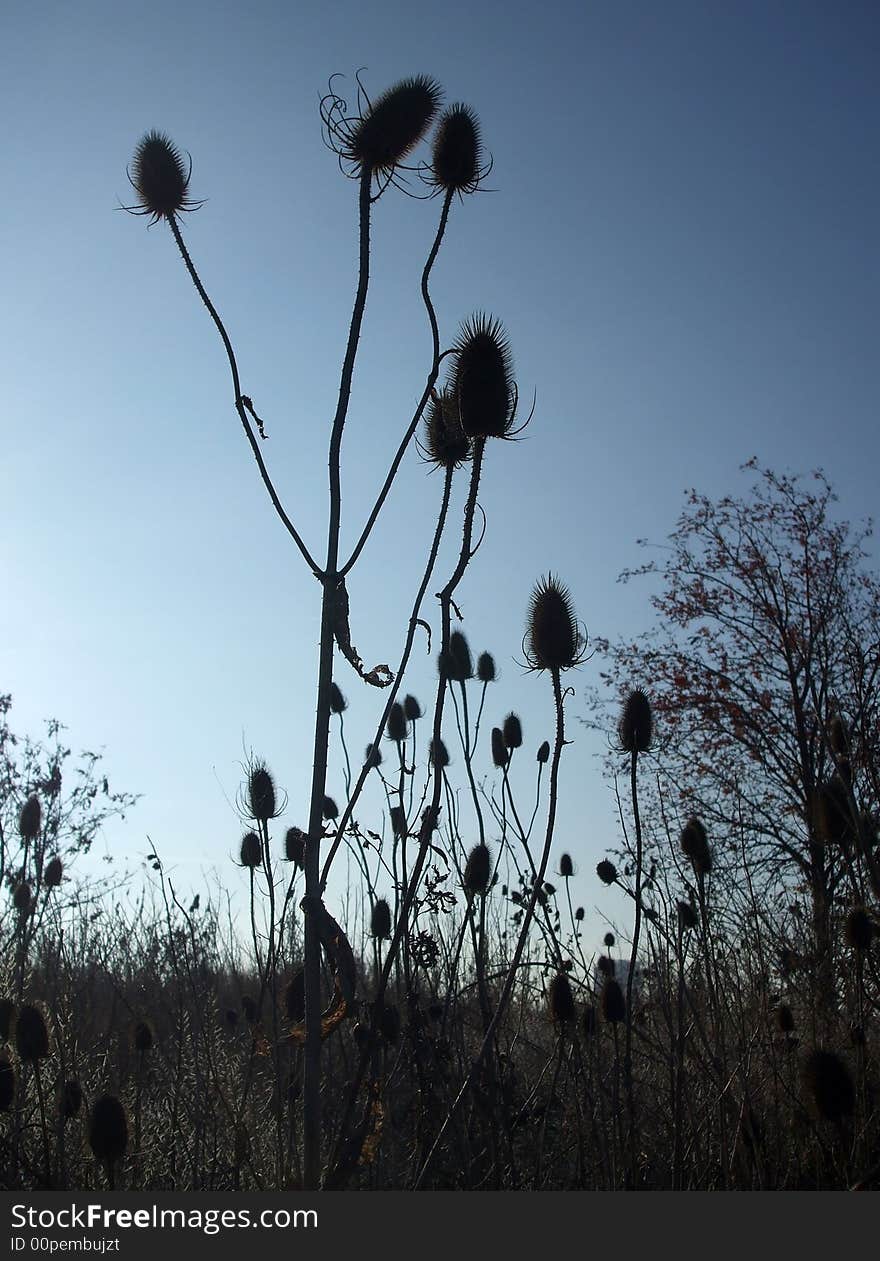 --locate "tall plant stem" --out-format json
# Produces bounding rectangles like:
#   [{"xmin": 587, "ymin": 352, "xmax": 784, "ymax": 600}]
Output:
[{"xmin": 624, "ymin": 744, "xmax": 643, "ymax": 1186}]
